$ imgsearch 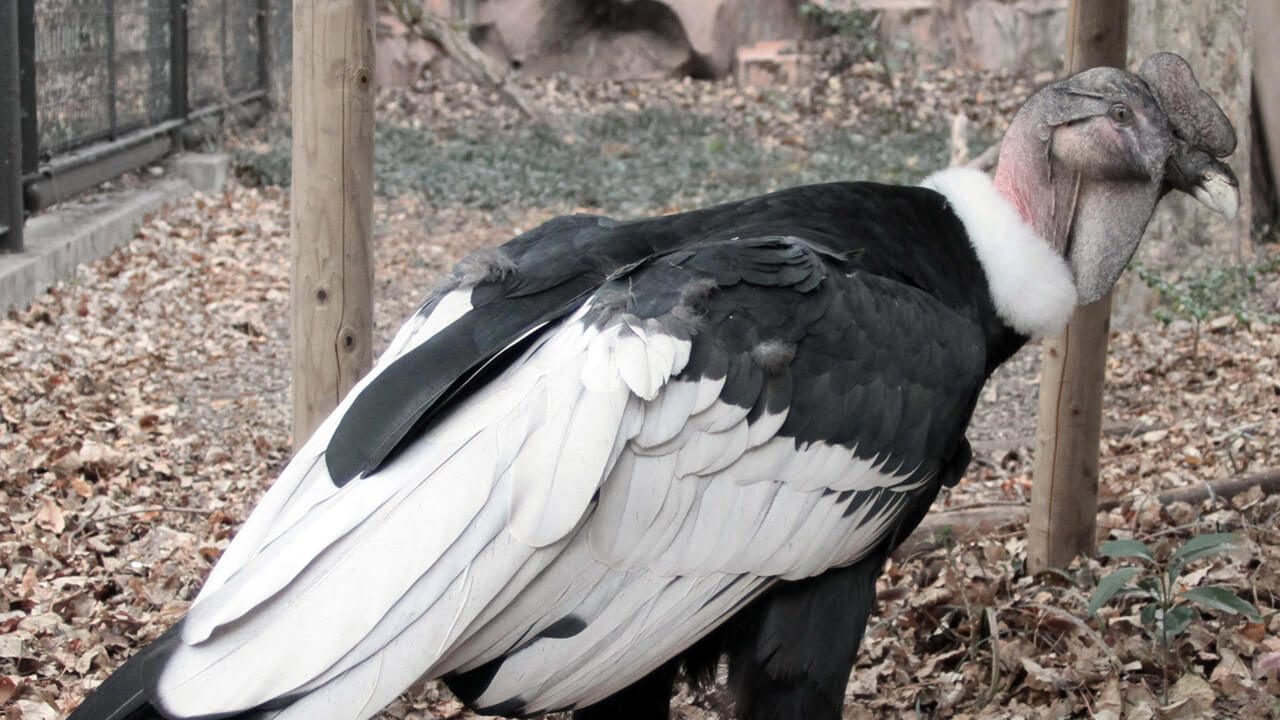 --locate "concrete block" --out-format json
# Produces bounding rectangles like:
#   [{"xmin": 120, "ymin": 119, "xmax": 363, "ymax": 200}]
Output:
[
  {"xmin": 0, "ymin": 178, "xmax": 193, "ymax": 314},
  {"xmin": 735, "ymin": 39, "xmax": 811, "ymax": 88},
  {"xmin": 170, "ymin": 152, "xmax": 229, "ymax": 194}
]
